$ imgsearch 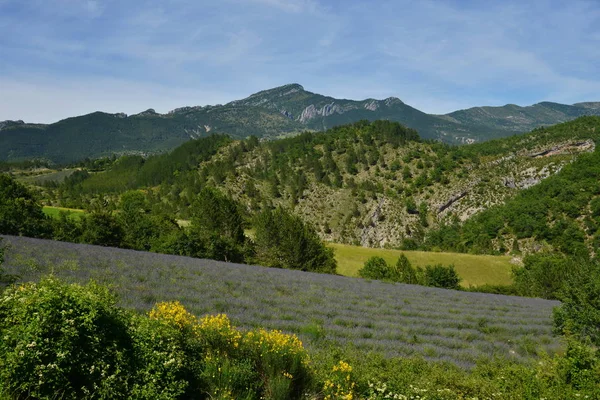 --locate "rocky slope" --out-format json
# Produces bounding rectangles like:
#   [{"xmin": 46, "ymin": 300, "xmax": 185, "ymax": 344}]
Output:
[{"xmin": 2, "ymin": 84, "xmax": 599, "ymax": 163}]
